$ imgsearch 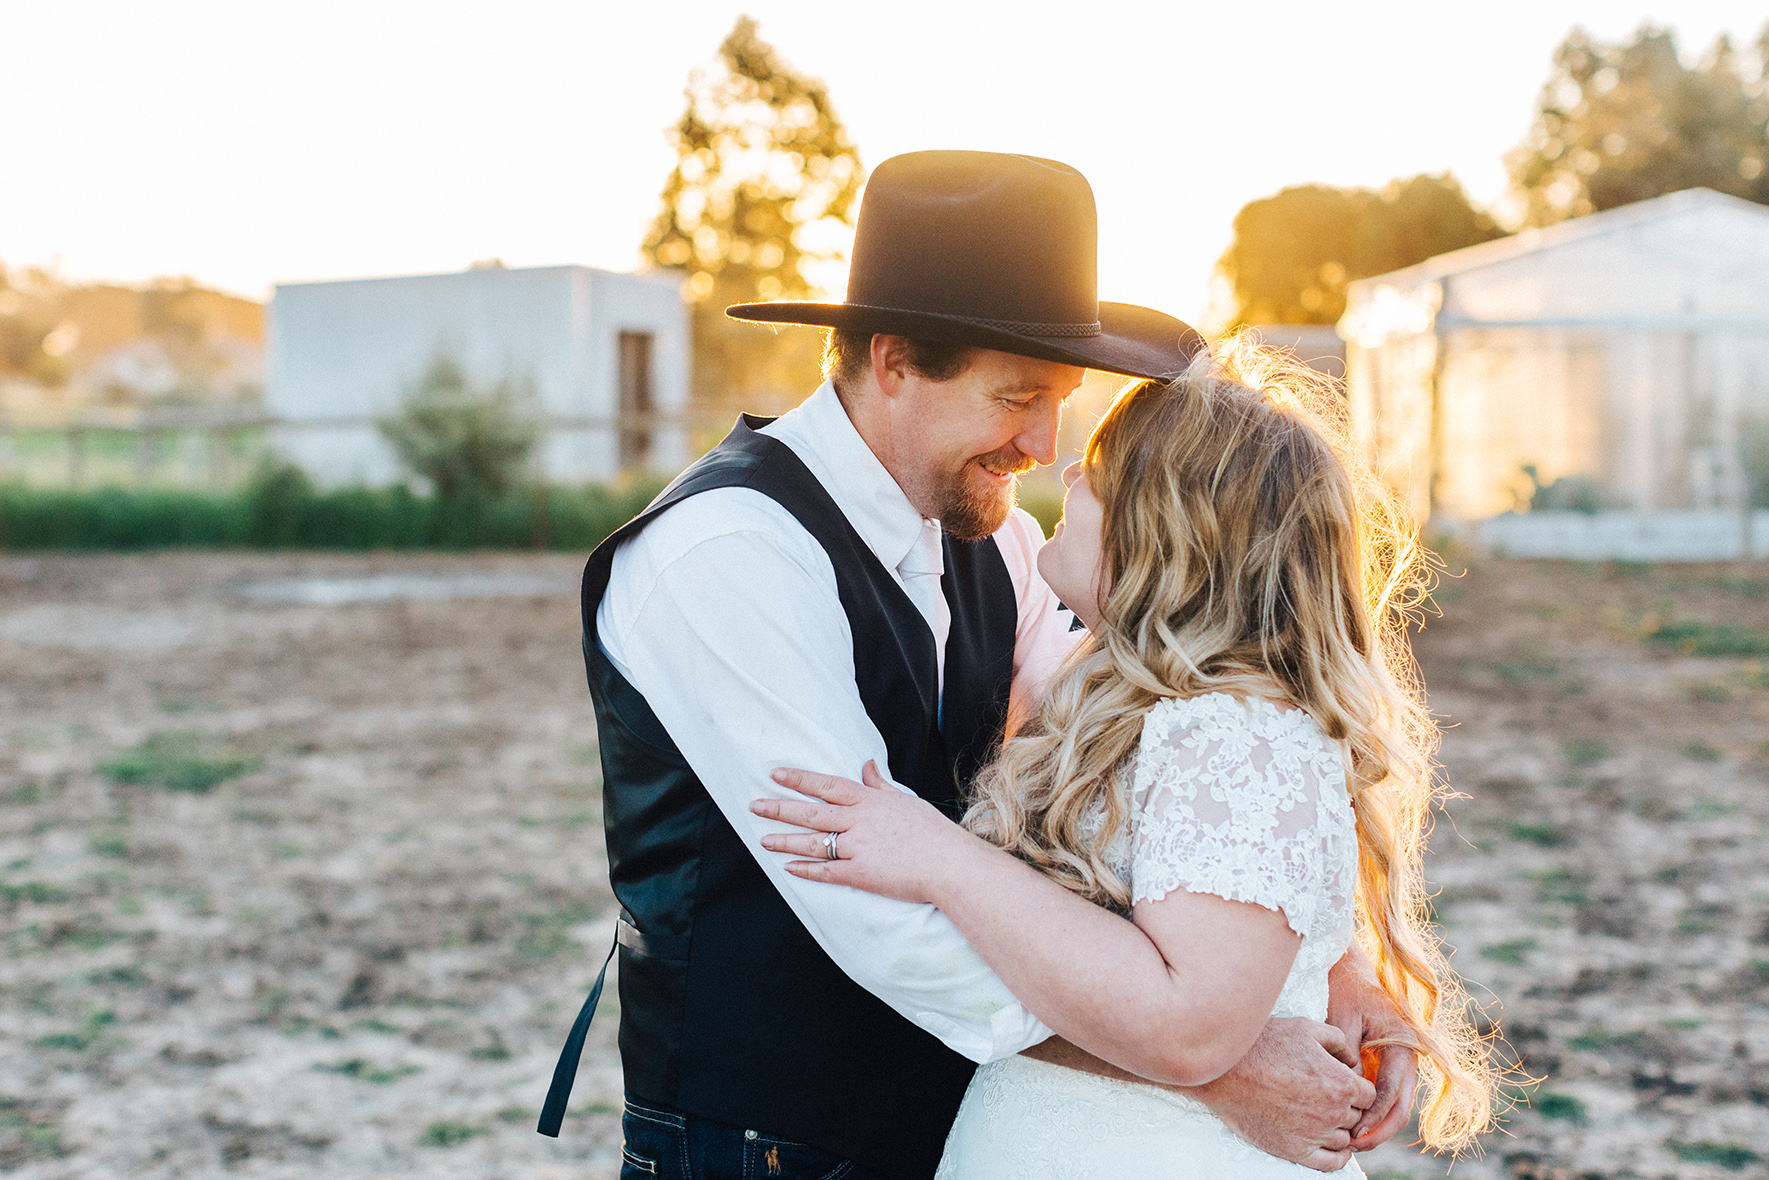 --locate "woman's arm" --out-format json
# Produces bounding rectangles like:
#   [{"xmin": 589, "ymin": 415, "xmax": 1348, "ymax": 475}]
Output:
[{"xmin": 756, "ymin": 762, "xmax": 1309, "ymax": 1087}]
